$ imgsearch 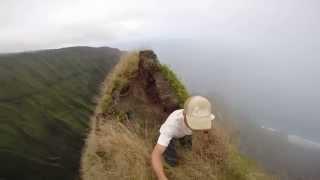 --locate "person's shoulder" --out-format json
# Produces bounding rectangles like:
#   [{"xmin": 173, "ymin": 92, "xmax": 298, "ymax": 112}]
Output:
[
  {"xmin": 168, "ymin": 109, "xmax": 184, "ymax": 117},
  {"xmin": 166, "ymin": 109, "xmax": 184, "ymax": 121},
  {"xmin": 160, "ymin": 109, "xmax": 184, "ymax": 133}
]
